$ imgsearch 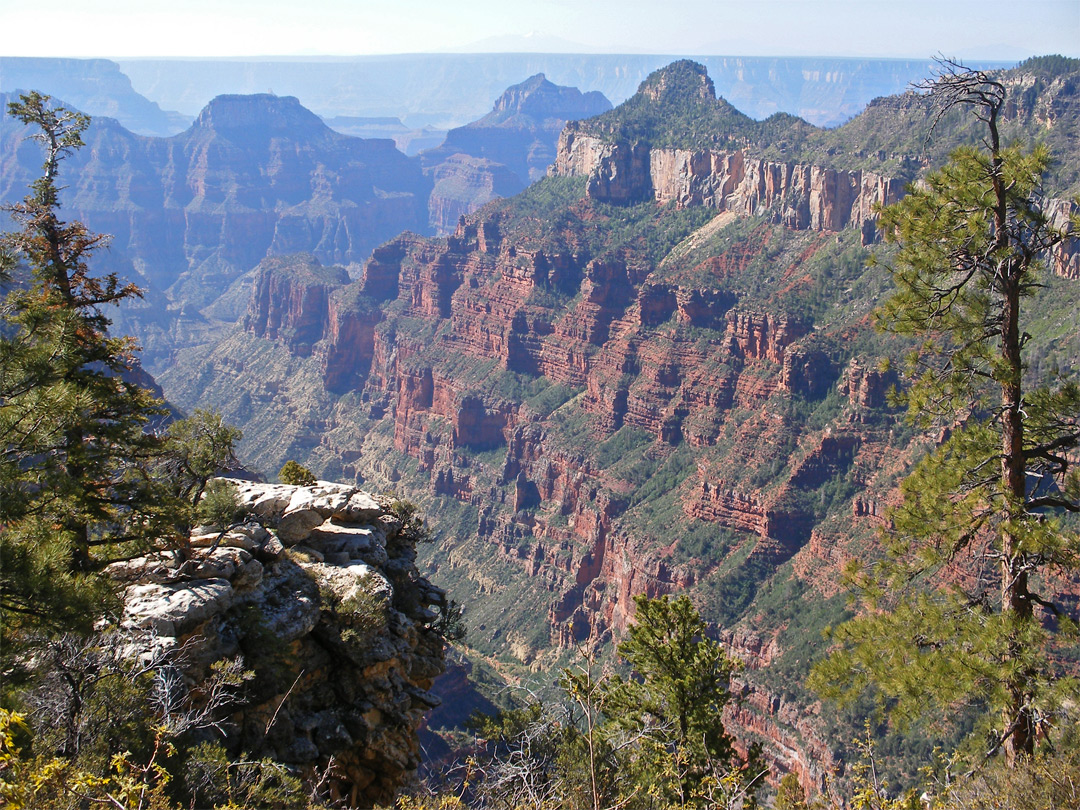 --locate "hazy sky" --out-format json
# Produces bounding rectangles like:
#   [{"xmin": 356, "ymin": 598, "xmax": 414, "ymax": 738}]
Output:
[{"xmin": 1, "ymin": 0, "xmax": 1076, "ymax": 60}]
